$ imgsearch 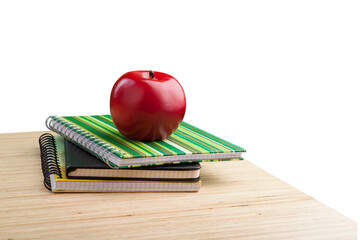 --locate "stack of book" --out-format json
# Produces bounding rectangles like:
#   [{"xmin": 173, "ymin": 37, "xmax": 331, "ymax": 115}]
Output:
[{"xmin": 40, "ymin": 115, "xmax": 246, "ymax": 192}]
